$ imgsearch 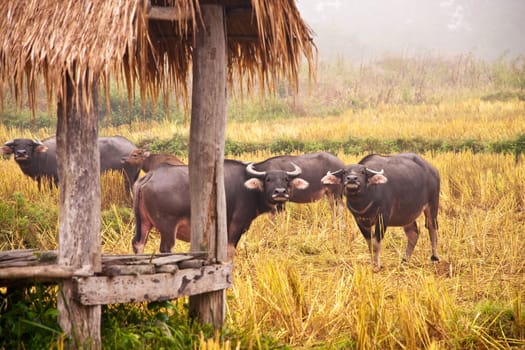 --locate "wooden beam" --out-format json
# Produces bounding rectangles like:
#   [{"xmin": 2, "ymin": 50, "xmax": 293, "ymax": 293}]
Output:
[
  {"xmin": 56, "ymin": 70, "xmax": 102, "ymax": 349},
  {"xmin": 74, "ymin": 264, "xmax": 232, "ymax": 305},
  {"xmin": 189, "ymin": 3, "xmax": 228, "ymax": 329},
  {"xmin": 0, "ymin": 265, "xmax": 81, "ymax": 280},
  {"xmin": 147, "ymin": 5, "xmax": 192, "ymax": 21}
]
